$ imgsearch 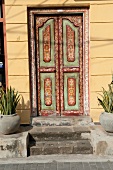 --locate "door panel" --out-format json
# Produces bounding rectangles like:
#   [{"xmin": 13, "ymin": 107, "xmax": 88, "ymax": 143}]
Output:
[
  {"xmin": 63, "ymin": 19, "xmax": 79, "ymax": 67},
  {"xmin": 59, "ymin": 16, "xmax": 83, "ymax": 115},
  {"xmin": 39, "ymin": 19, "xmax": 55, "ymax": 67},
  {"xmin": 36, "ymin": 15, "xmax": 83, "ymax": 116},
  {"xmin": 64, "ymin": 73, "xmax": 79, "ymax": 110},
  {"xmin": 36, "ymin": 16, "xmax": 60, "ymax": 116},
  {"xmin": 40, "ymin": 73, "xmax": 56, "ymax": 110}
]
